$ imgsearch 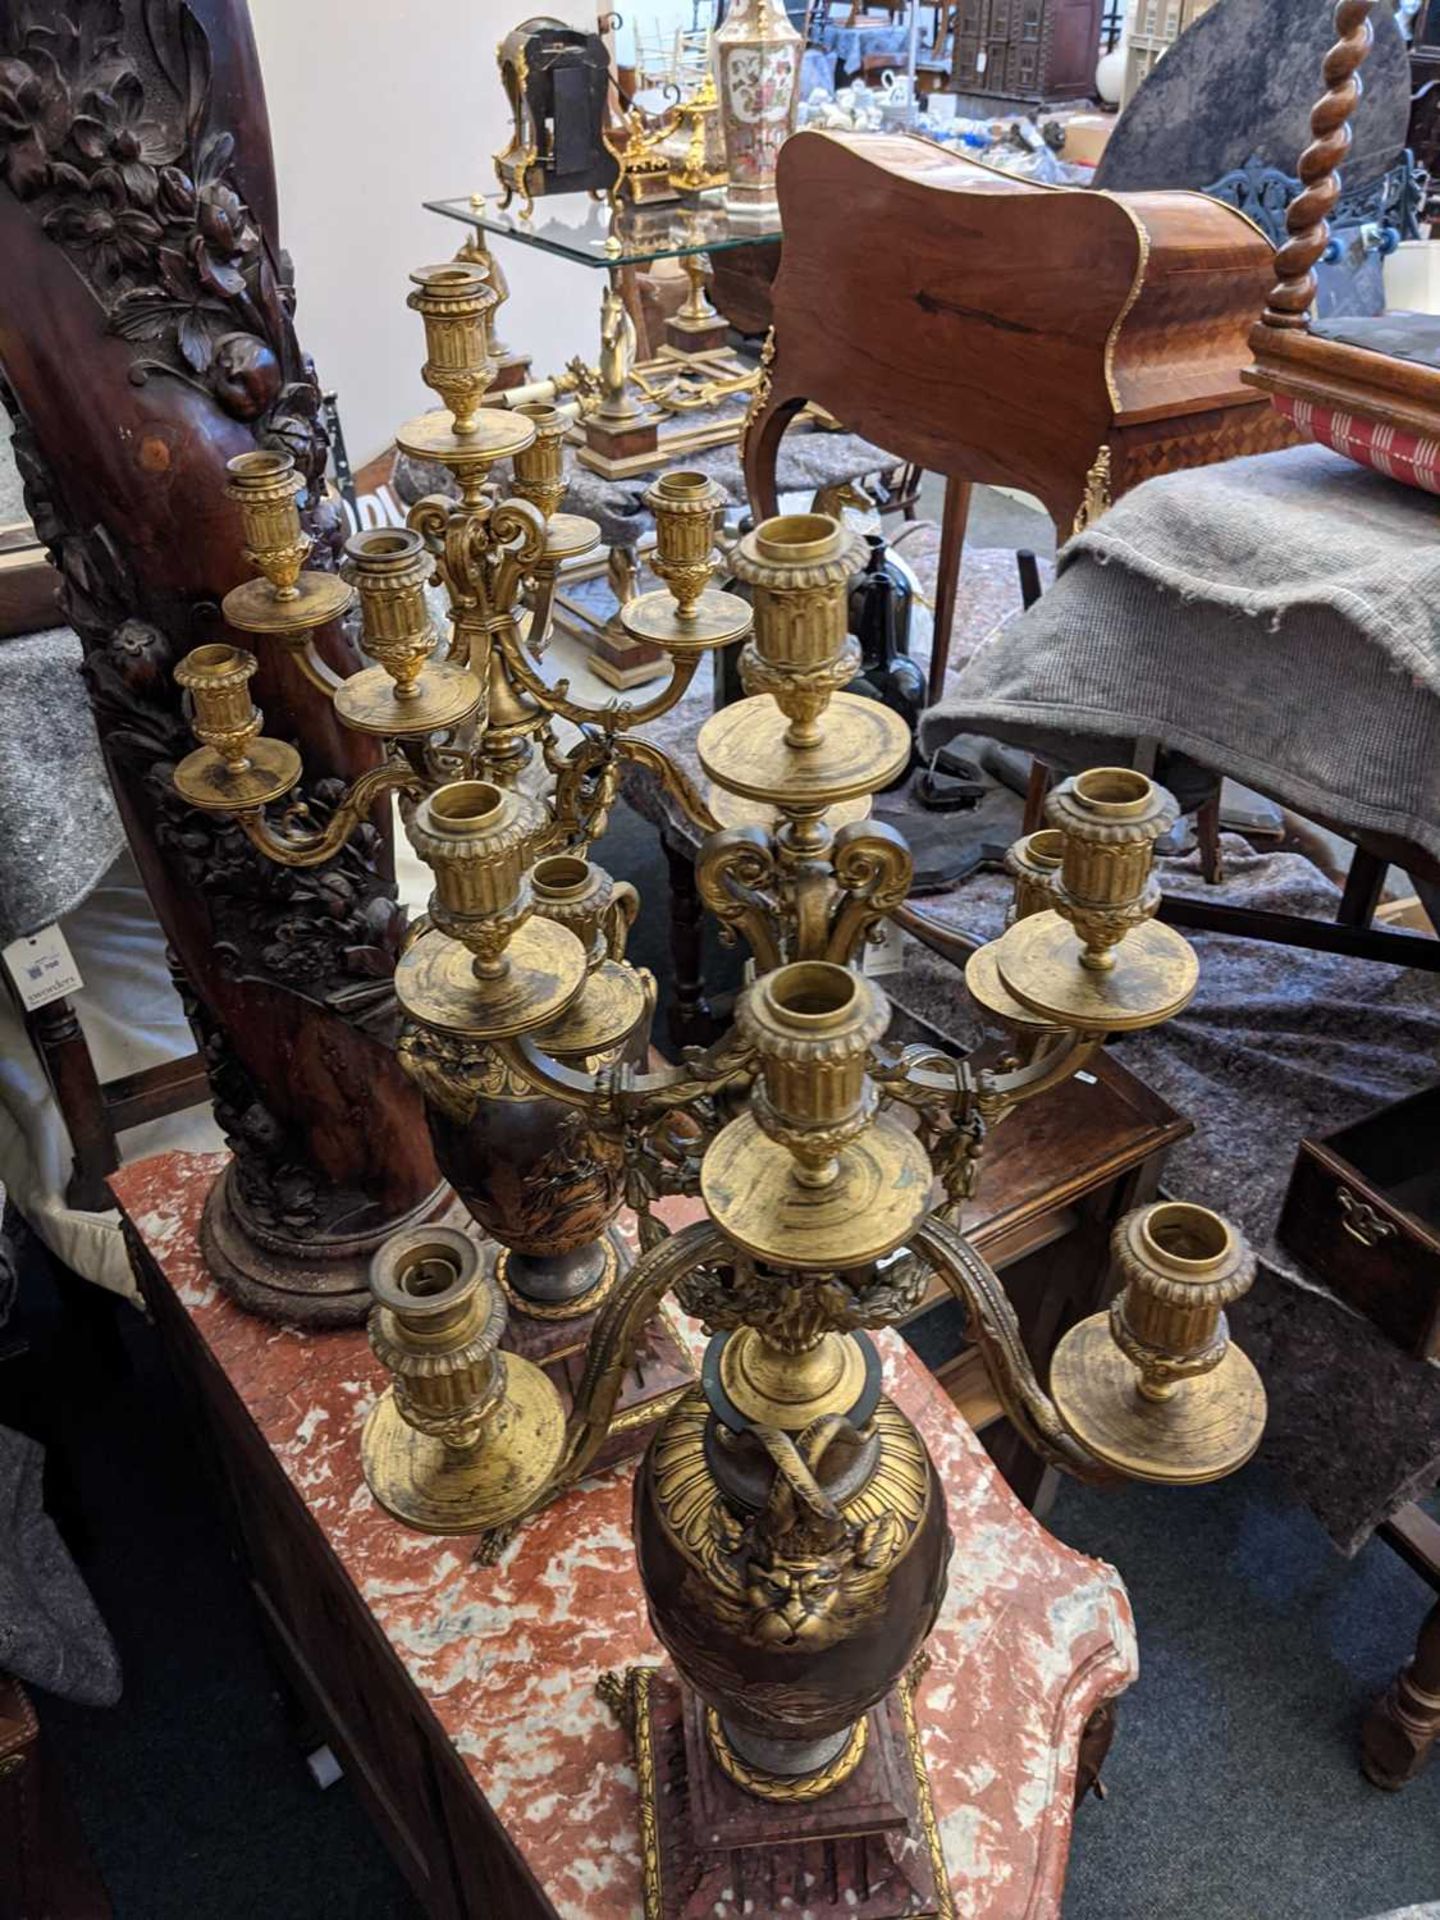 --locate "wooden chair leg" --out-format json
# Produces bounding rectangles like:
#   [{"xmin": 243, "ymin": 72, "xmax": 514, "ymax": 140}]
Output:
[
  {"xmin": 1362, "ymin": 1596, "xmax": 1440, "ymax": 1789},
  {"xmin": 1338, "ymin": 847, "xmax": 1386, "ymax": 928},
  {"xmin": 24, "ymin": 996, "xmax": 119, "ymax": 1212},
  {"xmin": 926, "ymin": 475, "xmax": 973, "ymax": 707},
  {"xmin": 1022, "ymin": 759, "xmax": 1051, "ymax": 835},
  {"xmin": 1197, "ymin": 792, "xmax": 1224, "ymax": 885}
]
